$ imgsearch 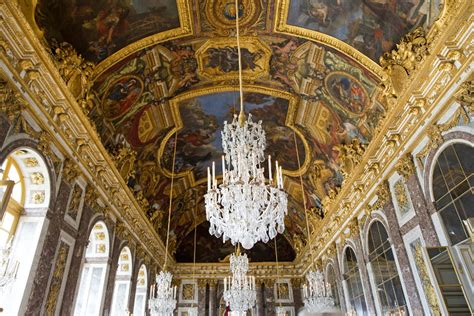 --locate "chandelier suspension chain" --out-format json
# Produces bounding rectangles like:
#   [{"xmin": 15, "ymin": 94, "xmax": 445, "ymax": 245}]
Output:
[
  {"xmin": 234, "ymin": 0, "xmax": 244, "ymax": 116},
  {"xmin": 192, "ymin": 190, "xmax": 198, "ymax": 294},
  {"xmin": 164, "ymin": 131, "xmax": 178, "ymax": 270},
  {"xmin": 274, "ymin": 237, "xmax": 282, "ymax": 309},
  {"xmin": 293, "ymin": 131, "xmax": 316, "ymax": 266}
]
